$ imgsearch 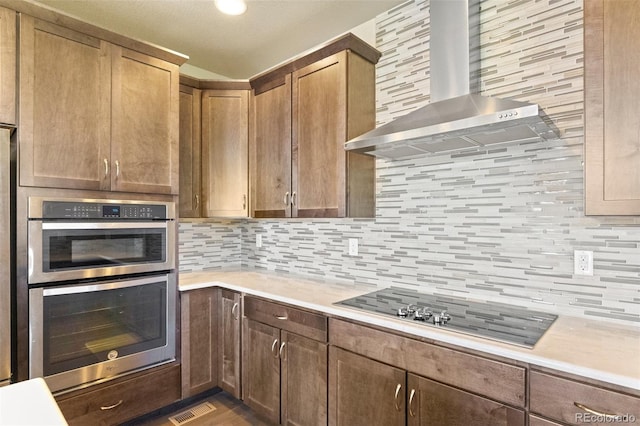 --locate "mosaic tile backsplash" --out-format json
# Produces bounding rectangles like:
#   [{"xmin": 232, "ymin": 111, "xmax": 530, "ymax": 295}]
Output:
[{"xmin": 179, "ymin": 0, "xmax": 640, "ymax": 326}]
